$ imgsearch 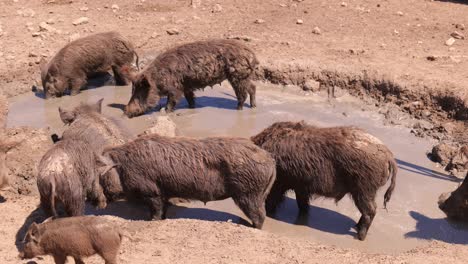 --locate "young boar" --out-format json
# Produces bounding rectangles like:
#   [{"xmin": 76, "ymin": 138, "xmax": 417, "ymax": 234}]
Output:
[
  {"xmin": 251, "ymin": 121, "xmax": 397, "ymax": 240},
  {"xmin": 20, "ymin": 216, "xmax": 122, "ymax": 264},
  {"xmin": 38, "ymin": 99, "xmax": 131, "ymax": 216},
  {"xmin": 124, "ymin": 39, "xmax": 258, "ymax": 117},
  {"xmin": 97, "ymin": 135, "xmax": 276, "ymax": 229},
  {"xmin": 41, "ymin": 31, "xmax": 139, "ymax": 98},
  {"xmin": 438, "ymin": 172, "xmax": 468, "ymax": 221}
]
